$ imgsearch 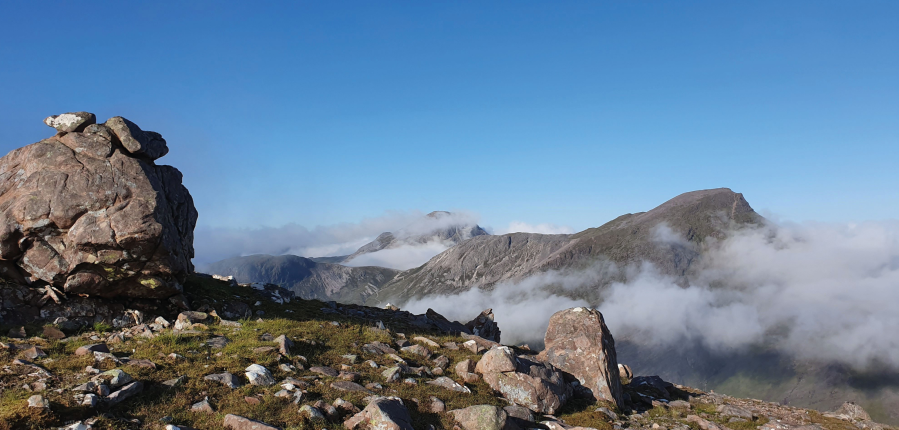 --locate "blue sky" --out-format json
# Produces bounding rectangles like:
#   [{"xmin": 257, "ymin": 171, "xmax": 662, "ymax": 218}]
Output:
[{"xmin": 1, "ymin": 1, "xmax": 897, "ymax": 243}]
